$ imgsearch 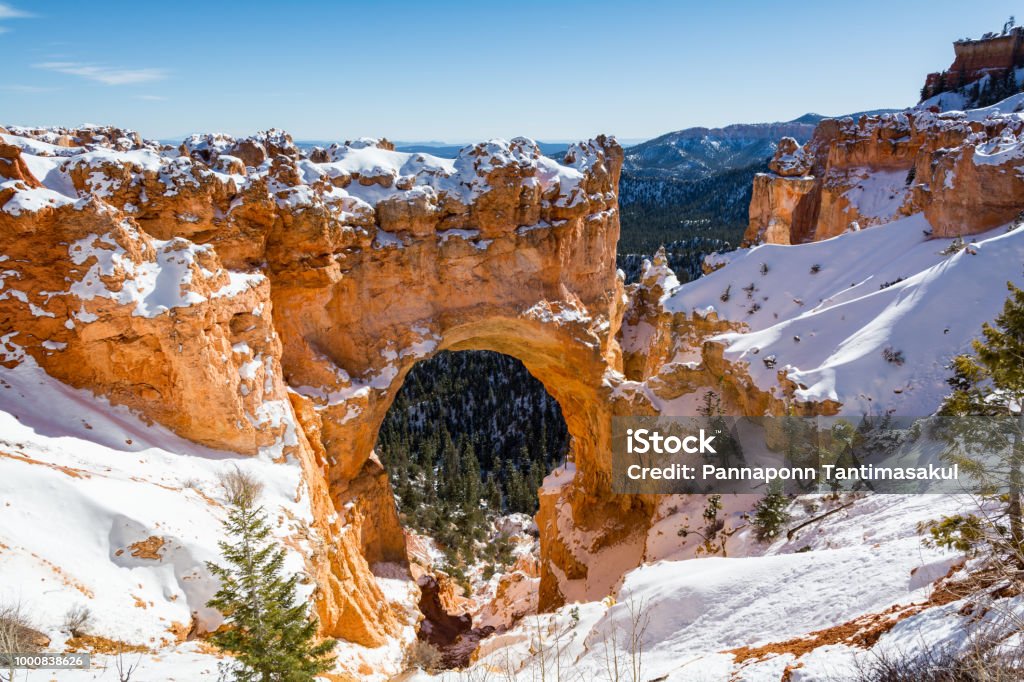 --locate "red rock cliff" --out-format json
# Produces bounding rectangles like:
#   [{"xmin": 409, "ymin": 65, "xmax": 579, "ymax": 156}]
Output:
[{"xmin": 923, "ymin": 26, "xmax": 1024, "ymax": 99}]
